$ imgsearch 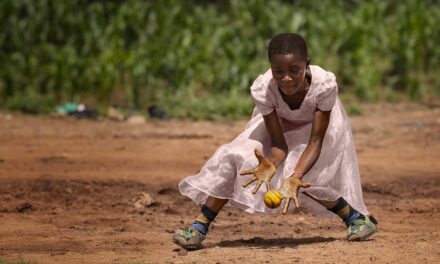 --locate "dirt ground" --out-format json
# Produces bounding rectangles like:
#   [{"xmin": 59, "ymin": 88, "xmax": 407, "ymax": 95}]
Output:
[{"xmin": 0, "ymin": 103, "xmax": 439, "ymax": 264}]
